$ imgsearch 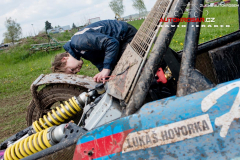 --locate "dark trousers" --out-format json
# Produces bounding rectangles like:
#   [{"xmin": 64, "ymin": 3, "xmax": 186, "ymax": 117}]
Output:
[
  {"xmin": 108, "ymin": 23, "xmax": 137, "ymax": 74},
  {"xmin": 99, "ymin": 23, "xmax": 137, "ymax": 72},
  {"xmin": 118, "ymin": 23, "xmax": 138, "ymax": 60}
]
